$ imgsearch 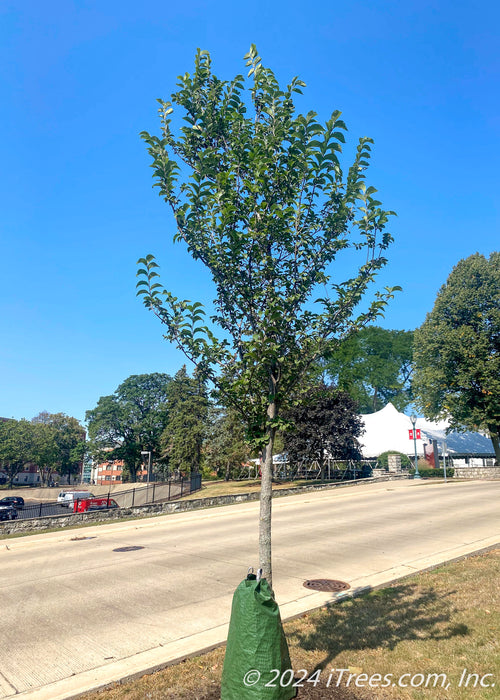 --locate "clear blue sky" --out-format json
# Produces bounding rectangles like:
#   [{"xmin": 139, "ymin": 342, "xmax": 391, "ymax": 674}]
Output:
[{"xmin": 1, "ymin": 0, "xmax": 498, "ymax": 424}]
